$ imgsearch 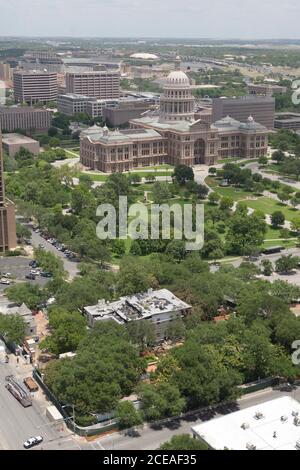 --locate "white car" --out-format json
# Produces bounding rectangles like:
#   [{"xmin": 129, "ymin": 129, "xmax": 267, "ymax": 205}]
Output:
[
  {"xmin": 2, "ymin": 273, "xmax": 11, "ymax": 278},
  {"xmin": 30, "ymin": 269, "xmax": 41, "ymax": 276},
  {"xmin": 23, "ymin": 436, "xmax": 43, "ymax": 449},
  {"xmin": 0, "ymin": 278, "xmax": 10, "ymax": 285}
]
